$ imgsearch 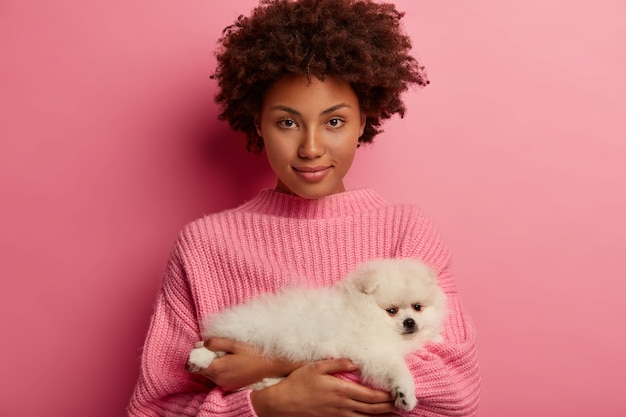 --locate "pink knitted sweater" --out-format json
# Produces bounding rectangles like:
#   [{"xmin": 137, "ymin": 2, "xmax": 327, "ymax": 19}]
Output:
[{"xmin": 127, "ymin": 189, "xmax": 480, "ymax": 416}]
